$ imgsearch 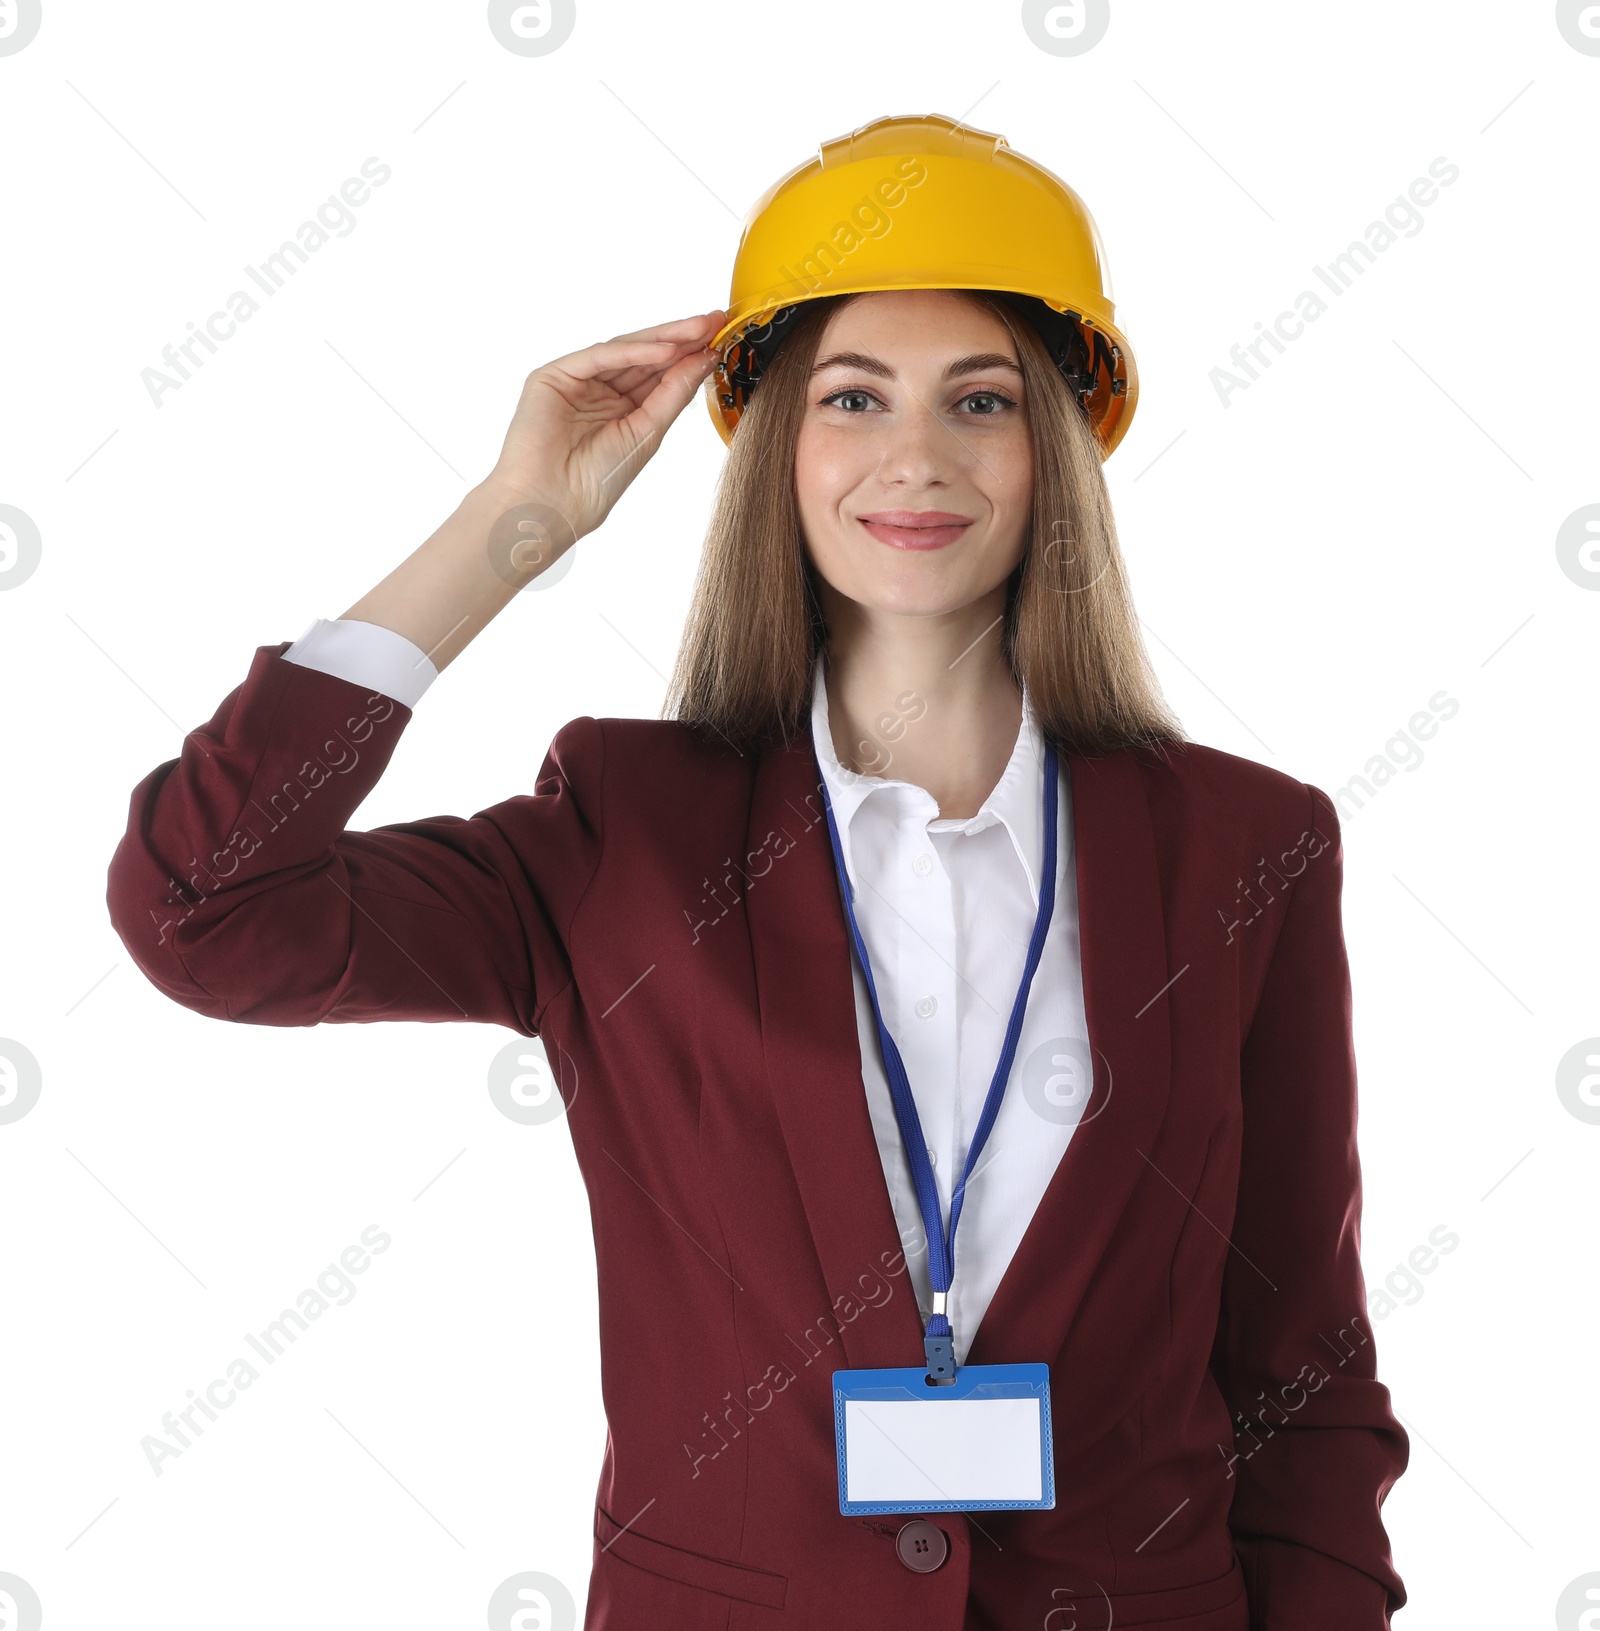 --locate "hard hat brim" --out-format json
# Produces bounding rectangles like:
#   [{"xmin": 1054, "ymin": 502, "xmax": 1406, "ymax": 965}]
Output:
[{"xmin": 704, "ymin": 283, "xmax": 1137, "ymax": 459}]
